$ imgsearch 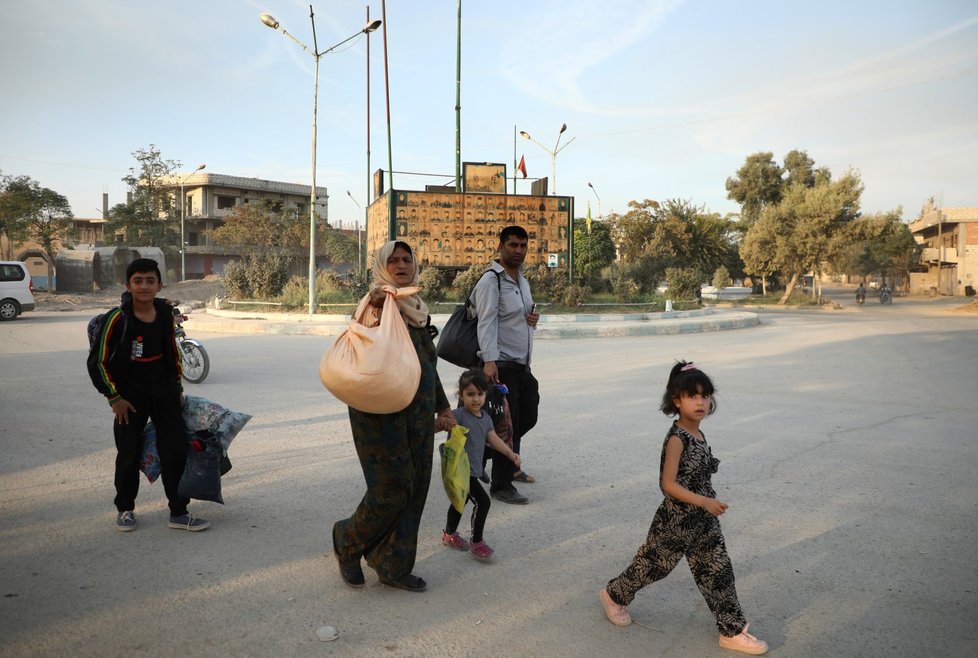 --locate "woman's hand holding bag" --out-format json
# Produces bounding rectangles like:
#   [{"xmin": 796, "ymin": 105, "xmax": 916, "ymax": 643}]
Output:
[{"xmin": 319, "ymin": 285, "xmax": 422, "ymax": 414}]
